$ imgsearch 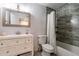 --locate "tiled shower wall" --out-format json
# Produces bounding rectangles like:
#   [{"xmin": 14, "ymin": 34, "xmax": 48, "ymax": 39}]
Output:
[{"xmin": 56, "ymin": 3, "xmax": 79, "ymax": 47}]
